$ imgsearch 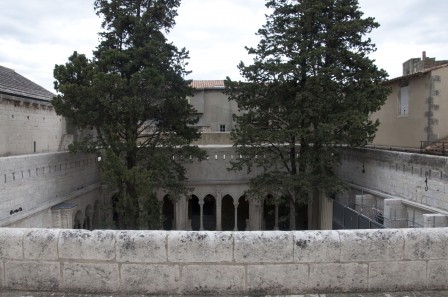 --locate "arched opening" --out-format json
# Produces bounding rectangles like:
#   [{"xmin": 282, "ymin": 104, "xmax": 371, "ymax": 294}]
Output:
[
  {"xmin": 237, "ymin": 195, "xmax": 250, "ymax": 231},
  {"xmin": 162, "ymin": 195, "xmax": 175, "ymax": 230},
  {"xmin": 188, "ymin": 195, "xmax": 200, "ymax": 230},
  {"xmin": 92, "ymin": 200, "xmax": 100, "ymax": 229},
  {"xmin": 221, "ymin": 195, "xmax": 234, "ymax": 231},
  {"xmin": 74, "ymin": 210, "xmax": 82, "ymax": 229},
  {"xmin": 203, "ymin": 194, "xmax": 216, "ymax": 230},
  {"xmin": 263, "ymin": 195, "xmax": 275, "ymax": 230}
]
